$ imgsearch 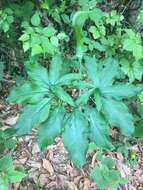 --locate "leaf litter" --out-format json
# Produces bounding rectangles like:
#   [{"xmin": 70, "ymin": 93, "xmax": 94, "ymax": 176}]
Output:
[{"xmin": 1, "ymin": 101, "xmax": 143, "ymax": 190}]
